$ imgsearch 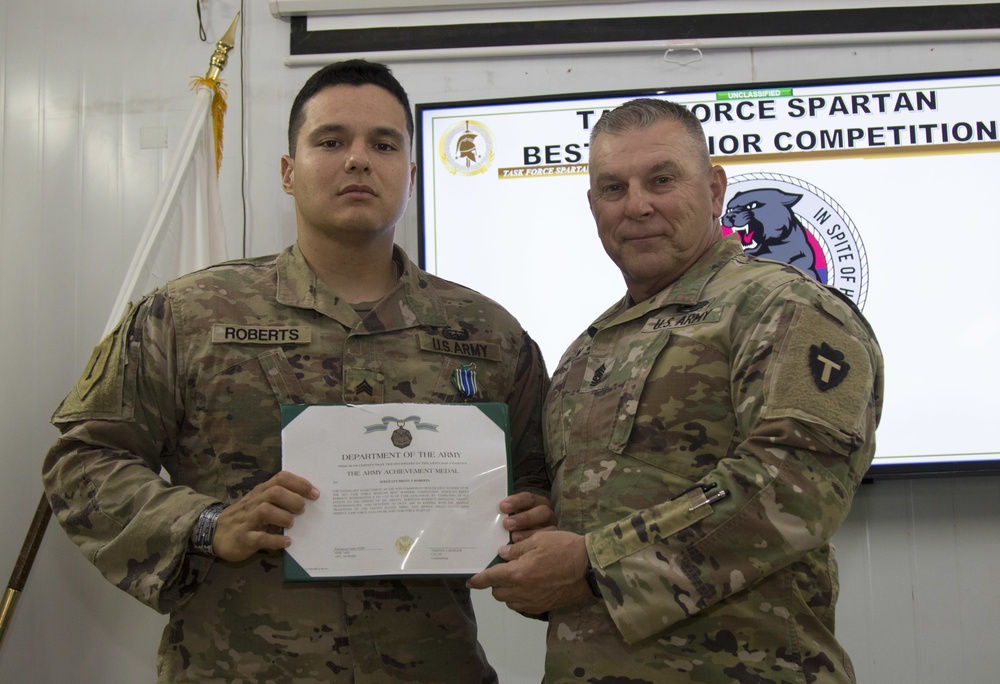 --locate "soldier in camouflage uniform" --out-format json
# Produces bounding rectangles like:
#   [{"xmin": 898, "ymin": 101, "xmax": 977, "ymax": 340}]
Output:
[
  {"xmin": 42, "ymin": 60, "xmax": 551, "ymax": 683},
  {"xmin": 469, "ymin": 99, "xmax": 883, "ymax": 683}
]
